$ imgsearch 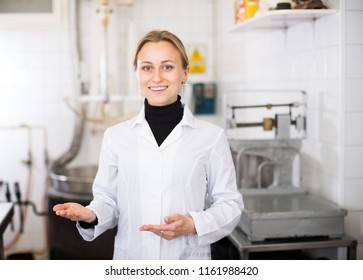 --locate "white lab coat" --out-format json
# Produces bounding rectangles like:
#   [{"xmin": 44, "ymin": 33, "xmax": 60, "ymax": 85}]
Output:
[{"xmin": 77, "ymin": 104, "xmax": 243, "ymax": 259}]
